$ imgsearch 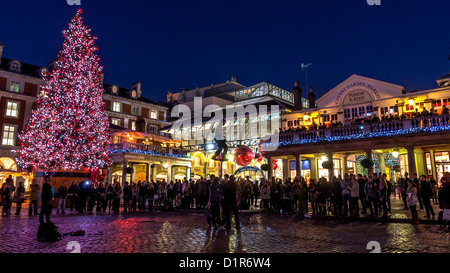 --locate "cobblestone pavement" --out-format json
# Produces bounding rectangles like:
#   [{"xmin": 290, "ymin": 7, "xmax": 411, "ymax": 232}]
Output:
[{"xmin": 0, "ymin": 198, "xmax": 448, "ymax": 253}]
